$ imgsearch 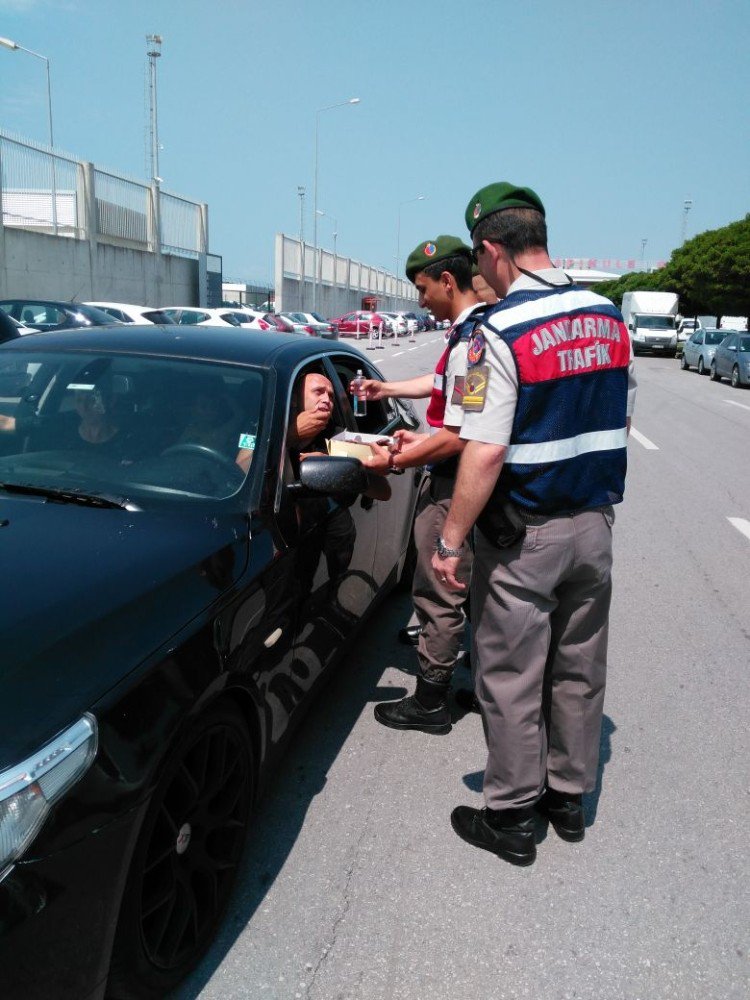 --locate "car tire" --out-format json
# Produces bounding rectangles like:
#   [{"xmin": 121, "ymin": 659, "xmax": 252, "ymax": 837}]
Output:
[
  {"xmin": 107, "ymin": 701, "xmax": 255, "ymax": 999},
  {"xmin": 710, "ymin": 362, "xmax": 721, "ymax": 382},
  {"xmin": 697, "ymin": 356, "xmax": 706, "ymax": 375},
  {"xmin": 731, "ymin": 365, "xmax": 742, "ymax": 388},
  {"xmin": 680, "ymin": 353, "xmax": 689, "ymax": 370}
]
